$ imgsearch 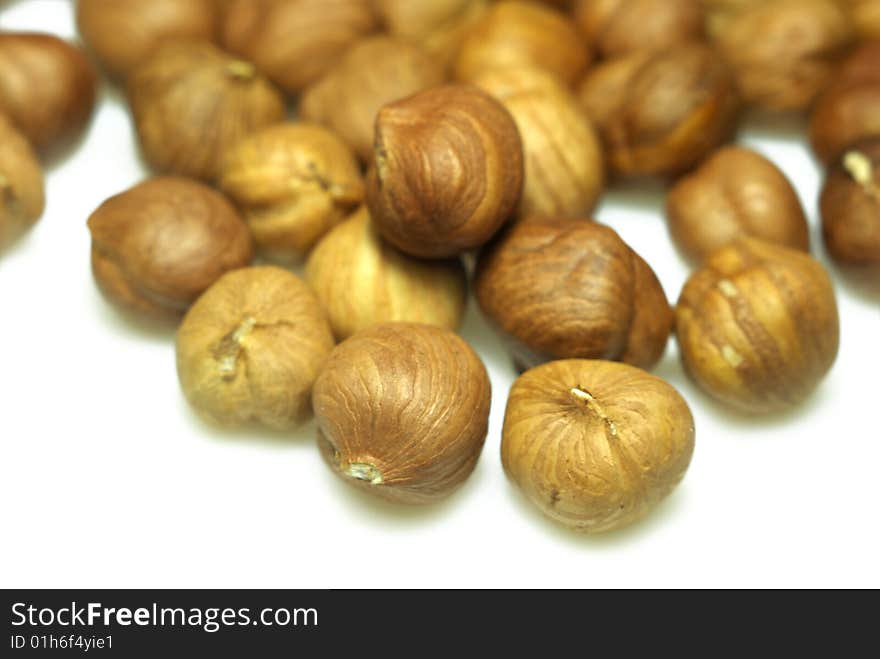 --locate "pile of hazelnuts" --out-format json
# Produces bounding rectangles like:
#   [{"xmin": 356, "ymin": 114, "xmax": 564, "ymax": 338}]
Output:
[{"xmin": 2, "ymin": 0, "xmax": 878, "ymax": 534}]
